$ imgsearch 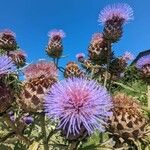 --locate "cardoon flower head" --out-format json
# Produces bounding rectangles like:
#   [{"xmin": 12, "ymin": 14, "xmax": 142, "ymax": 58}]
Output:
[
  {"xmin": 64, "ymin": 62, "xmax": 85, "ymax": 78},
  {"xmin": 8, "ymin": 111, "xmax": 15, "ymax": 122},
  {"xmin": 45, "ymin": 78, "xmax": 112, "ymax": 137},
  {"xmin": 24, "ymin": 60, "xmax": 57, "ymax": 80},
  {"xmin": 98, "ymin": 3, "xmax": 134, "ymax": 24},
  {"xmin": 88, "ymin": 32, "xmax": 108, "ymax": 63},
  {"xmin": 9, "ymin": 50, "xmax": 27, "ymax": 67},
  {"xmin": 76, "ymin": 53, "xmax": 85, "ymax": 62},
  {"xmin": 122, "ymin": 51, "xmax": 134, "ymax": 61},
  {"xmin": 46, "ymin": 29, "xmax": 65, "ymax": 58},
  {"xmin": 48, "ymin": 29, "xmax": 65, "ymax": 39},
  {"xmin": 0, "ymin": 29, "xmax": 17, "ymax": 51},
  {"xmin": 0, "ymin": 55, "xmax": 16, "ymax": 76},
  {"xmin": 136, "ymin": 54, "xmax": 150, "ymax": 69},
  {"xmin": 19, "ymin": 61, "xmax": 57, "ymax": 112},
  {"xmin": 91, "ymin": 33, "xmax": 103, "ymax": 43},
  {"xmin": 107, "ymin": 93, "xmax": 150, "ymax": 146},
  {"xmin": 23, "ymin": 116, "xmax": 34, "ymax": 125},
  {"xmin": 99, "ymin": 3, "xmax": 133, "ymax": 43}
]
